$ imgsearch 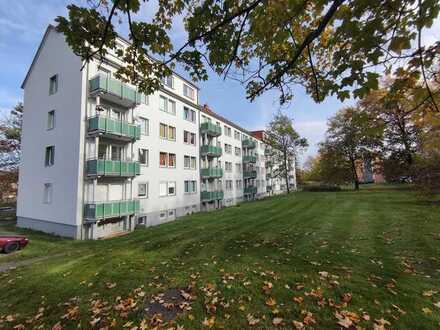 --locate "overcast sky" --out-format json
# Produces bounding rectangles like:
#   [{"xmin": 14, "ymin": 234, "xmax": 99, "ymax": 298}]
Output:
[{"xmin": 1, "ymin": 1, "xmax": 439, "ymax": 164}]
